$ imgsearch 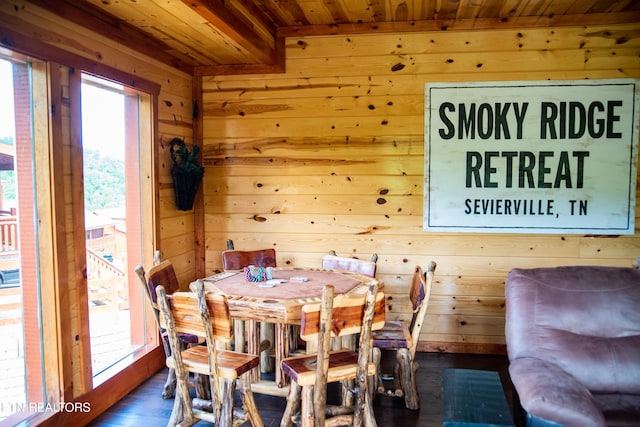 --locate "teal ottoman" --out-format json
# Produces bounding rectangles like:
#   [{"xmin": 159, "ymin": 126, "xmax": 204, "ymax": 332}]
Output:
[{"xmin": 442, "ymin": 368, "xmax": 515, "ymax": 427}]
